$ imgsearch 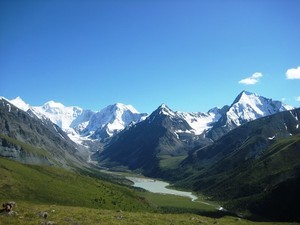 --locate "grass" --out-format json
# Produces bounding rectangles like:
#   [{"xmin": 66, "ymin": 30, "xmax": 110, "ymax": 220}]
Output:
[
  {"xmin": 174, "ymin": 134, "xmax": 300, "ymax": 221},
  {"xmin": 139, "ymin": 191, "xmax": 218, "ymax": 213},
  {"xmin": 159, "ymin": 155, "xmax": 186, "ymax": 169},
  {"xmin": 0, "ymin": 201, "xmax": 298, "ymax": 225},
  {"xmin": 0, "ymin": 157, "xmax": 150, "ymax": 212}
]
